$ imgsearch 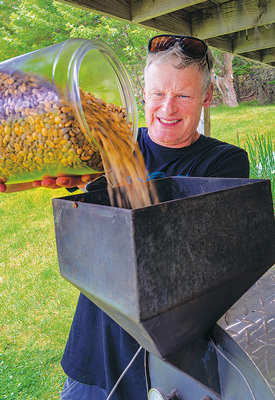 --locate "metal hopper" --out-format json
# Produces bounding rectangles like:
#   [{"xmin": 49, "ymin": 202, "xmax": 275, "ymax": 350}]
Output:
[{"xmin": 52, "ymin": 176, "xmax": 275, "ymax": 359}]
